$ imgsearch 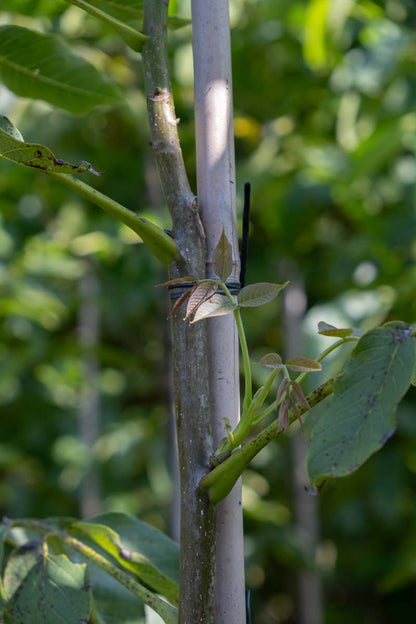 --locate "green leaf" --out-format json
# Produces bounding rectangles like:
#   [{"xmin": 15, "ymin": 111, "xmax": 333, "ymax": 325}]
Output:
[
  {"xmin": 0, "ymin": 116, "xmax": 99, "ymax": 175},
  {"xmin": 238, "ymin": 282, "xmax": 288, "ymax": 308},
  {"xmin": 317, "ymin": 321, "xmax": 363, "ymax": 338},
  {"xmin": 286, "ymin": 357, "xmax": 322, "ymax": 372},
  {"xmin": 70, "ymin": 512, "xmax": 179, "ymax": 606},
  {"xmin": 257, "ymin": 353, "xmax": 284, "ymax": 369},
  {"xmin": 3, "ymin": 542, "xmax": 91, "ymax": 623},
  {"xmin": 65, "ymin": 0, "xmax": 147, "ymax": 52},
  {"xmin": 212, "ymin": 229, "xmax": 233, "ymax": 282},
  {"xmin": 307, "ymin": 321, "xmax": 416, "ymax": 488},
  {"xmin": 82, "ymin": 562, "xmax": 146, "ymax": 624},
  {"xmin": 1, "ymin": 0, "xmax": 65, "ymax": 16},
  {"xmin": 190, "ymin": 293, "xmax": 236, "ymax": 323},
  {"xmin": 0, "ymin": 25, "xmax": 122, "ymax": 114}
]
